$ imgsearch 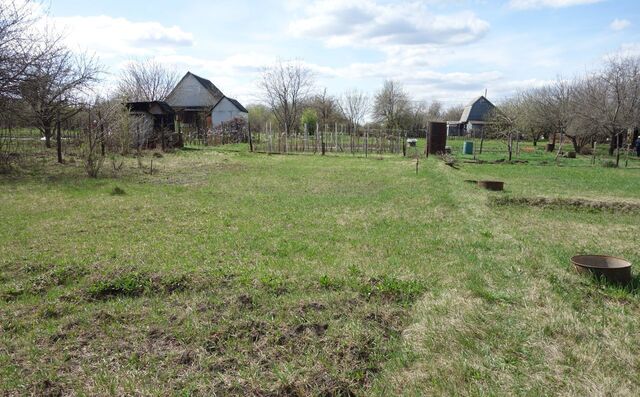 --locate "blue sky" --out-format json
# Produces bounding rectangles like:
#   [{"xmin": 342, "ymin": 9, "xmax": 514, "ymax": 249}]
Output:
[{"xmin": 42, "ymin": 0, "xmax": 640, "ymax": 107}]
